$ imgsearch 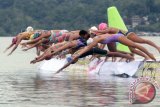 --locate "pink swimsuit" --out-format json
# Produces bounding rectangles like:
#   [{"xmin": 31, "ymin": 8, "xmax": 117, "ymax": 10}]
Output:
[{"xmin": 12, "ymin": 37, "xmax": 17, "ymax": 44}]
